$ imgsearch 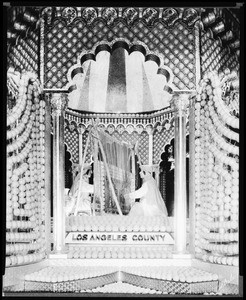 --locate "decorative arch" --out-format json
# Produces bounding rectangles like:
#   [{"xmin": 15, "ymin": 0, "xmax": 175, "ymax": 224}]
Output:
[
  {"xmin": 64, "ymin": 125, "xmax": 80, "ymax": 163},
  {"xmin": 159, "ymin": 137, "xmax": 175, "ymax": 168},
  {"xmin": 64, "ymin": 143, "xmax": 73, "ymax": 188},
  {"xmin": 158, "ymin": 137, "xmax": 175, "ymax": 216},
  {"xmin": 157, "ymin": 133, "xmax": 189, "ymax": 166},
  {"xmin": 158, "ymin": 133, "xmax": 190, "ymax": 217},
  {"xmin": 66, "ymin": 39, "xmax": 175, "ymax": 97},
  {"xmin": 64, "ymin": 142, "xmax": 73, "ymax": 163}
]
